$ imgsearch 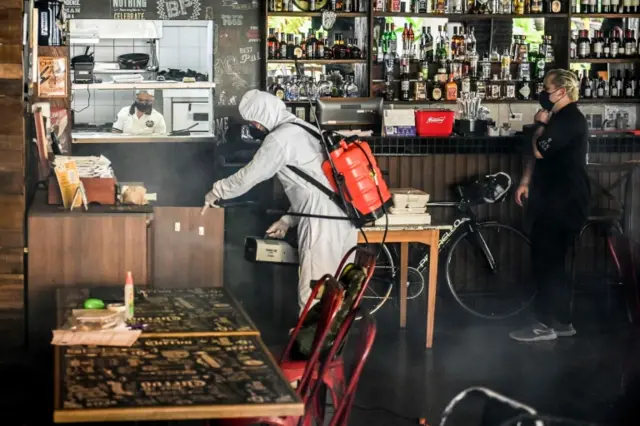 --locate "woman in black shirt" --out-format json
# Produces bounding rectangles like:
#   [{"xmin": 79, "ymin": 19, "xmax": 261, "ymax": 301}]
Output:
[{"xmin": 510, "ymin": 69, "xmax": 590, "ymax": 342}]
